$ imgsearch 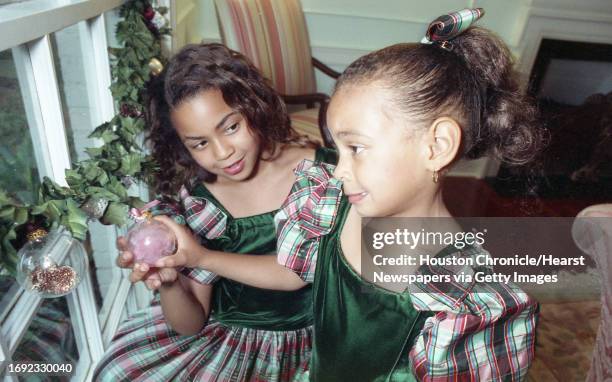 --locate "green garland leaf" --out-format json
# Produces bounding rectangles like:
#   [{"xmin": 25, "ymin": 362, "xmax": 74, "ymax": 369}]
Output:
[
  {"xmin": 102, "ymin": 202, "xmax": 129, "ymax": 226},
  {"xmin": 66, "ymin": 199, "xmax": 88, "ymax": 240}
]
